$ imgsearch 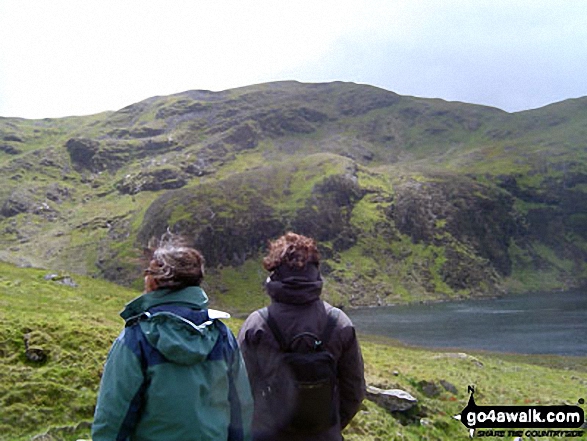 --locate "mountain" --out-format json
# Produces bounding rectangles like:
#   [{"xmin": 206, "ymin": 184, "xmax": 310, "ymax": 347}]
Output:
[{"xmin": 1, "ymin": 81, "xmax": 586, "ymax": 309}]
